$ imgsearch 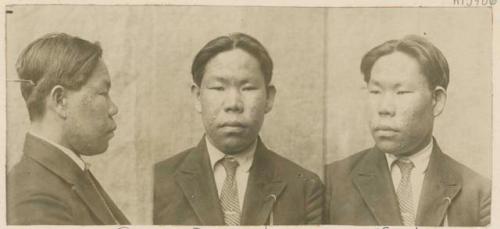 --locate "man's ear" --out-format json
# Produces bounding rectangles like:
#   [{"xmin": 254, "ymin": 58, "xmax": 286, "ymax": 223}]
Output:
[
  {"xmin": 48, "ymin": 85, "xmax": 68, "ymax": 119},
  {"xmin": 265, "ymin": 85, "xmax": 276, "ymax": 114},
  {"xmin": 432, "ymin": 86, "xmax": 447, "ymax": 117},
  {"xmin": 191, "ymin": 83, "xmax": 202, "ymax": 113}
]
